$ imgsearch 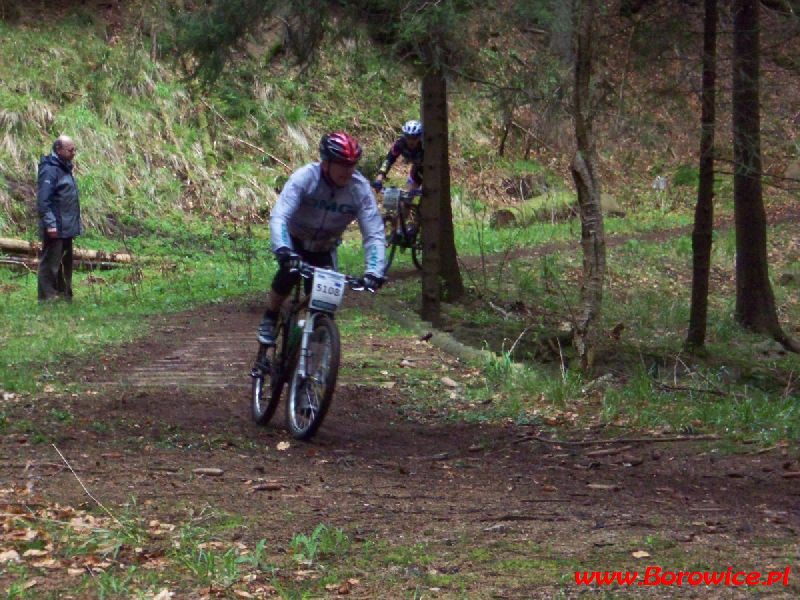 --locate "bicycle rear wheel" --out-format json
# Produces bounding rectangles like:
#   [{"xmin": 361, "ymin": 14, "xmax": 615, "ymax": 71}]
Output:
[
  {"xmin": 251, "ymin": 317, "xmax": 290, "ymax": 426},
  {"xmin": 286, "ymin": 314, "xmax": 340, "ymax": 440},
  {"xmin": 383, "ymin": 214, "xmax": 398, "ymax": 275}
]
